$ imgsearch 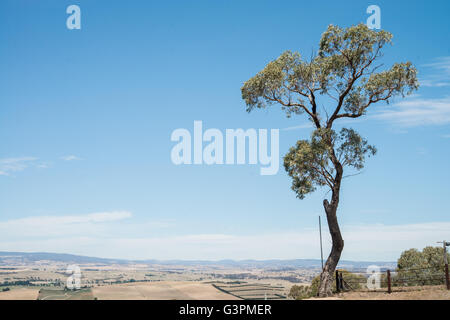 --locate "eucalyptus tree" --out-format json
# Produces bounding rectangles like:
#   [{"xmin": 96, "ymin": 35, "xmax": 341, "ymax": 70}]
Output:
[{"xmin": 241, "ymin": 24, "xmax": 418, "ymax": 296}]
